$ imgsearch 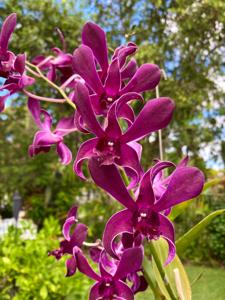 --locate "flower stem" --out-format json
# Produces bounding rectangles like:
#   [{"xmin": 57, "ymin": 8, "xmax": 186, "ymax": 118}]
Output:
[
  {"xmin": 156, "ymin": 85, "xmax": 163, "ymax": 161},
  {"xmin": 25, "ymin": 60, "xmax": 76, "ymax": 110},
  {"xmin": 23, "ymin": 89, "xmax": 65, "ymax": 103},
  {"xmin": 149, "ymin": 242, "xmax": 178, "ymax": 300},
  {"xmin": 142, "ymin": 255, "xmax": 165, "ymax": 300}
]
